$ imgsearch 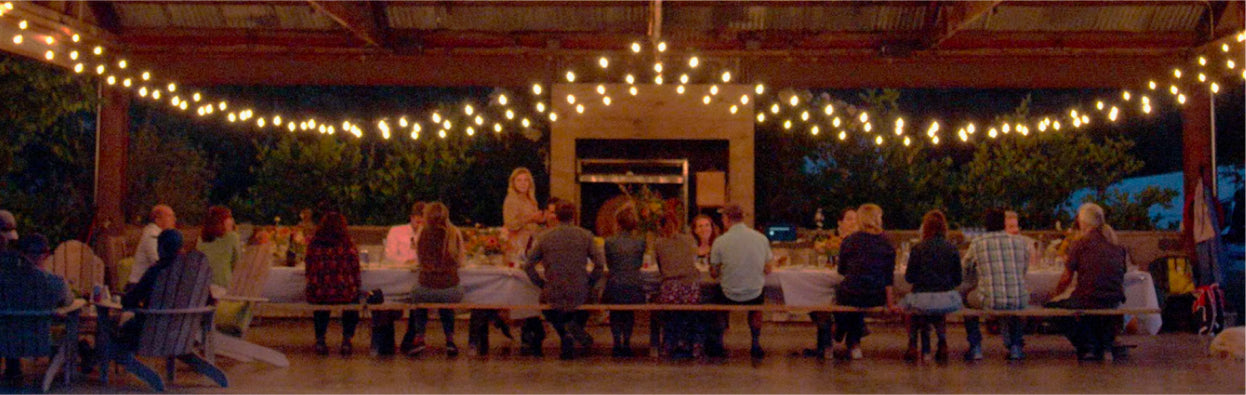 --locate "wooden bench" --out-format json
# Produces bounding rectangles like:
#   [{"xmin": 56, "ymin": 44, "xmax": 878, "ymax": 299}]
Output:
[{"xmin": 267, "ymin": 302, "xmax": 1157, "ymax": 317}]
